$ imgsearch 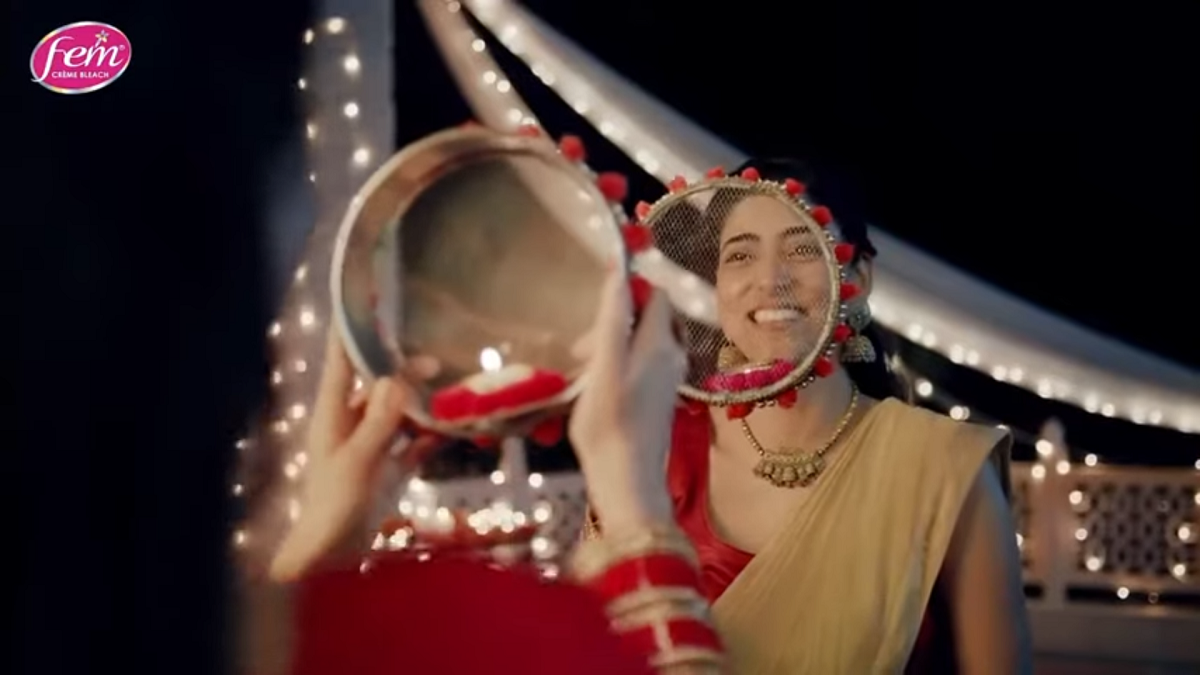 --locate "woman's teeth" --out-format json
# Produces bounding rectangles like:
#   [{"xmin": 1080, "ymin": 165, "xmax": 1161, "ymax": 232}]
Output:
[{"xmin": 752, "ymin": 308, "xmax": 801, "ymax": 324}]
